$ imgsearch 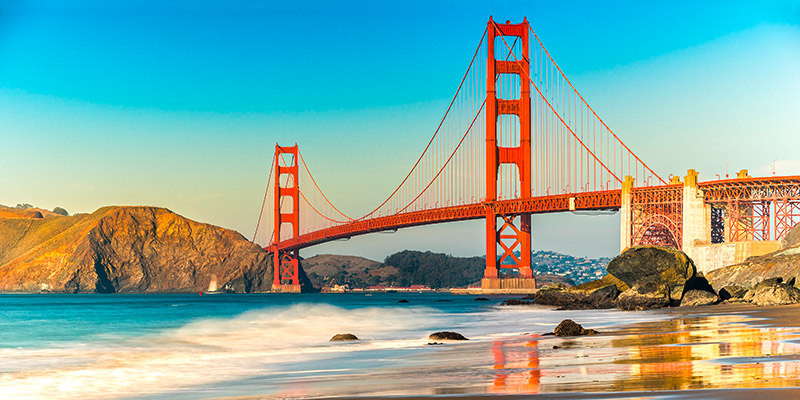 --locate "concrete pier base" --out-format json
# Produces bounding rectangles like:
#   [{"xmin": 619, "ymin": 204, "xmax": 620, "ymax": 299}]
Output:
[
  {"xmin": 481, "ymin": 277, "xmax": 537, "ymax": 290},
  {"xmin": 271, "ymin": 284, "xmax": 301, "ymax": 293}
]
